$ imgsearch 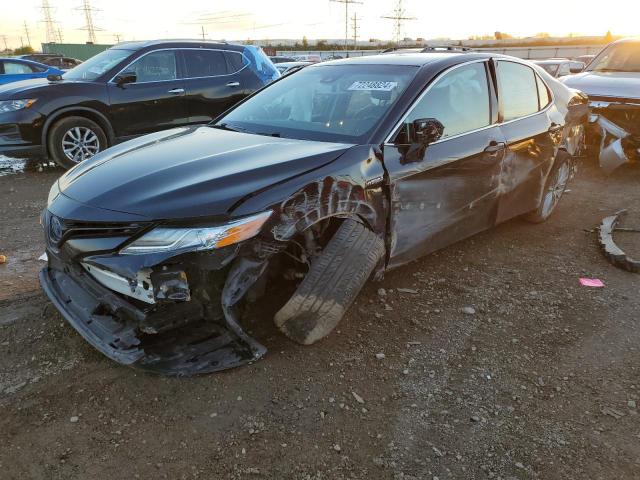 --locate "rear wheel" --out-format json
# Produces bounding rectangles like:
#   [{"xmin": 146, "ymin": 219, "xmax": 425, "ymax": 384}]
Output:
[
  {"xmin": 48, "ymin": 116, "xmax": 107, "ymax": 169},
  {"xmin": 274, "ymin": 219, "xmax": 385, "ymax": 345},
  {"xmin": 523, "ymin": 153, "xmax": 571, "ymax": 223}
]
